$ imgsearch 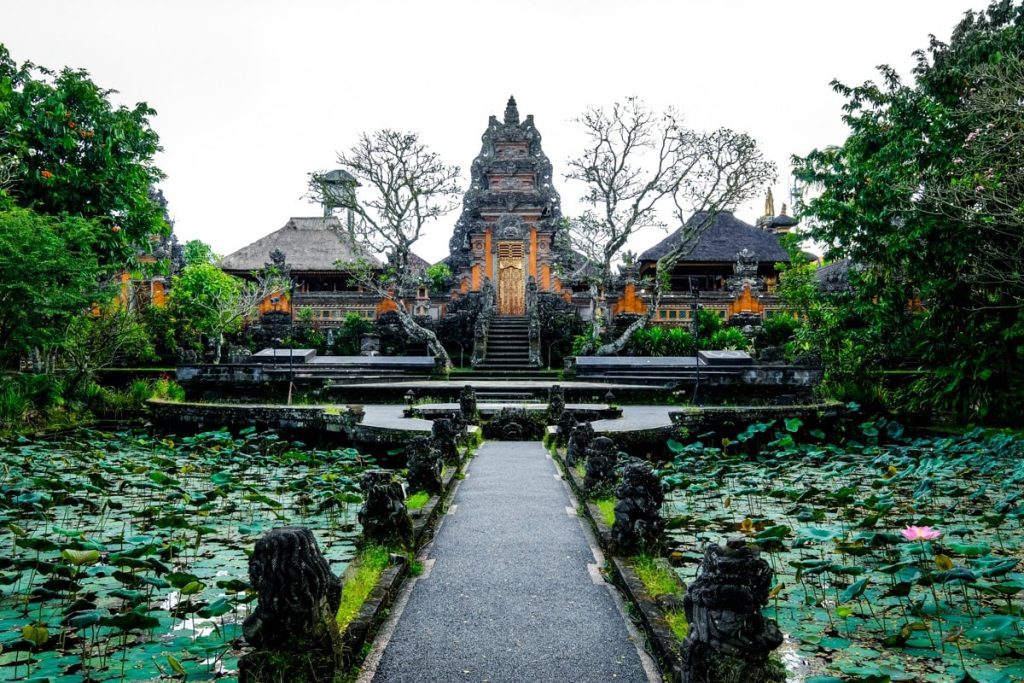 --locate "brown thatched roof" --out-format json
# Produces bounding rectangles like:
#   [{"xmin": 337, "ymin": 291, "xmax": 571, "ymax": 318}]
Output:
[
  {"xmin": 639, "ymin": 211, "xmax": 790, "ymax": 264},
  {"xmin": 220, "ymin": 217, "xmax": 382, "ymax": 273}
]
